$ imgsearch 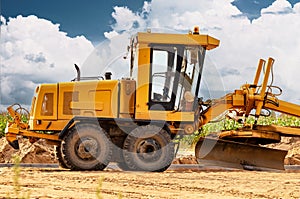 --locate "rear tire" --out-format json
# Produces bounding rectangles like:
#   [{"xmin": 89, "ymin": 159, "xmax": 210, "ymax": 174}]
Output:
[
  {"xmin": 55, "ymin": 145, "xmax": 70, "ymax": 169},
  {"xmin": 61, "ymin": 123, "xmax": 112, "ymax": 170},
  {"xmin": 116, "ymin": 150, "xmax": 134, "ymax": 171},
  {"xmin": 123, "ymin": 125, "xmax": 174, "ymax": 172},
  {"xmin": 116, "ymin": 161, "xmax": 132, "ymax": 171}
]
